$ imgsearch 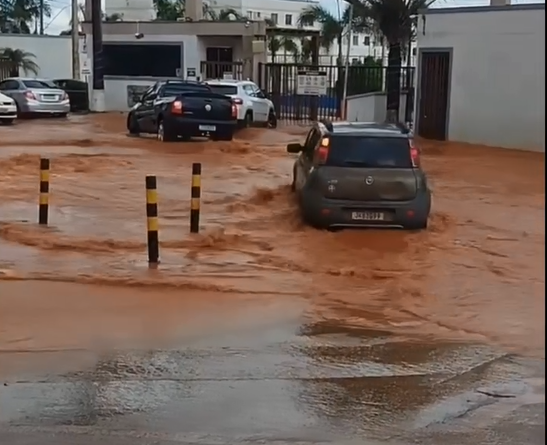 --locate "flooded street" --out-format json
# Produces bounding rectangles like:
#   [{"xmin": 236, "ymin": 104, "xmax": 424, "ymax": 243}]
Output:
[{"xmin": 0, "ymin": 115, "xmax": 544, "ymax": 444}]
